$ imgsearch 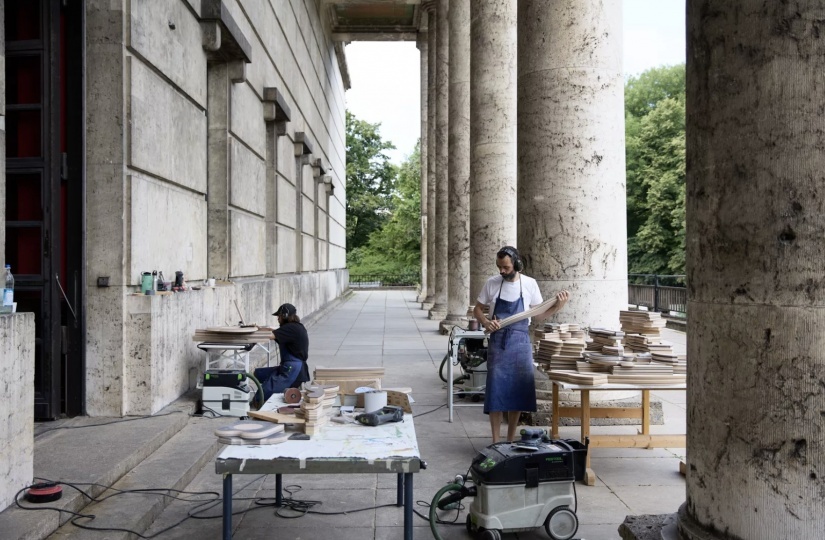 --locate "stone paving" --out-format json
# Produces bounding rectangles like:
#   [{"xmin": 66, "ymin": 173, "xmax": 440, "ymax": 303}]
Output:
[{"xmin": 142, "ymin": 290, "xmax": 687, "ymax": 540}]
